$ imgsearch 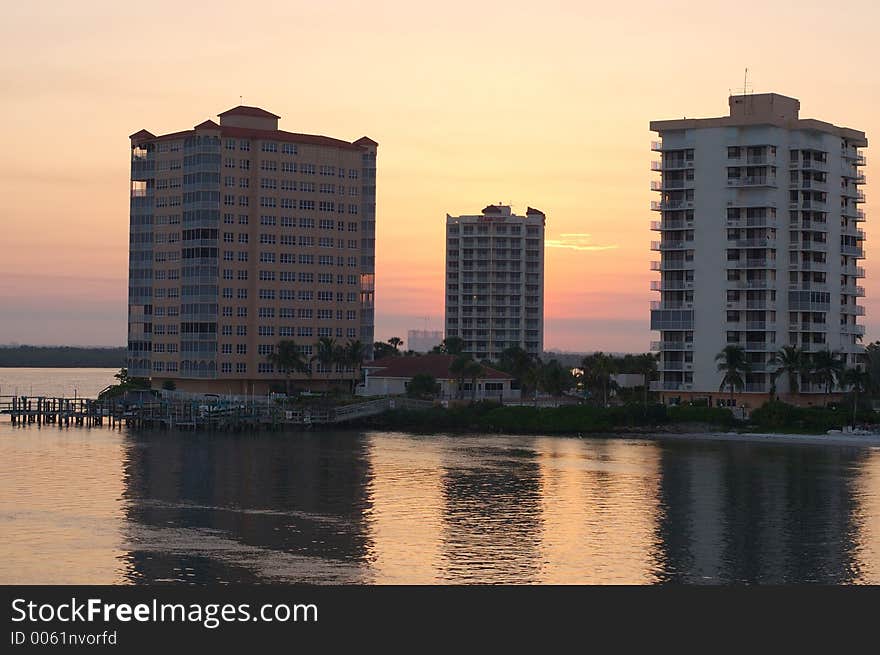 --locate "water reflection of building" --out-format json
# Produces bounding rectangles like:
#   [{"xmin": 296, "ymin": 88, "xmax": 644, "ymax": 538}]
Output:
[
  {"xmin": 120, "ymin": 431, "xmax": 374, "ymax": 583},
  {"xmin": 655, "ymin": 442, "xmax": 868, "ymax": 583},
  {"xmin": 438, "ymin": 441, "xmax": 544, "ymax": 583},
  {"xmin": 537, "ymin": 439, "xmax": 663, "ymax": 584},
  {"xmin": 362, "ymin": 433, "xmax": 445, "ymax": 583}
]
